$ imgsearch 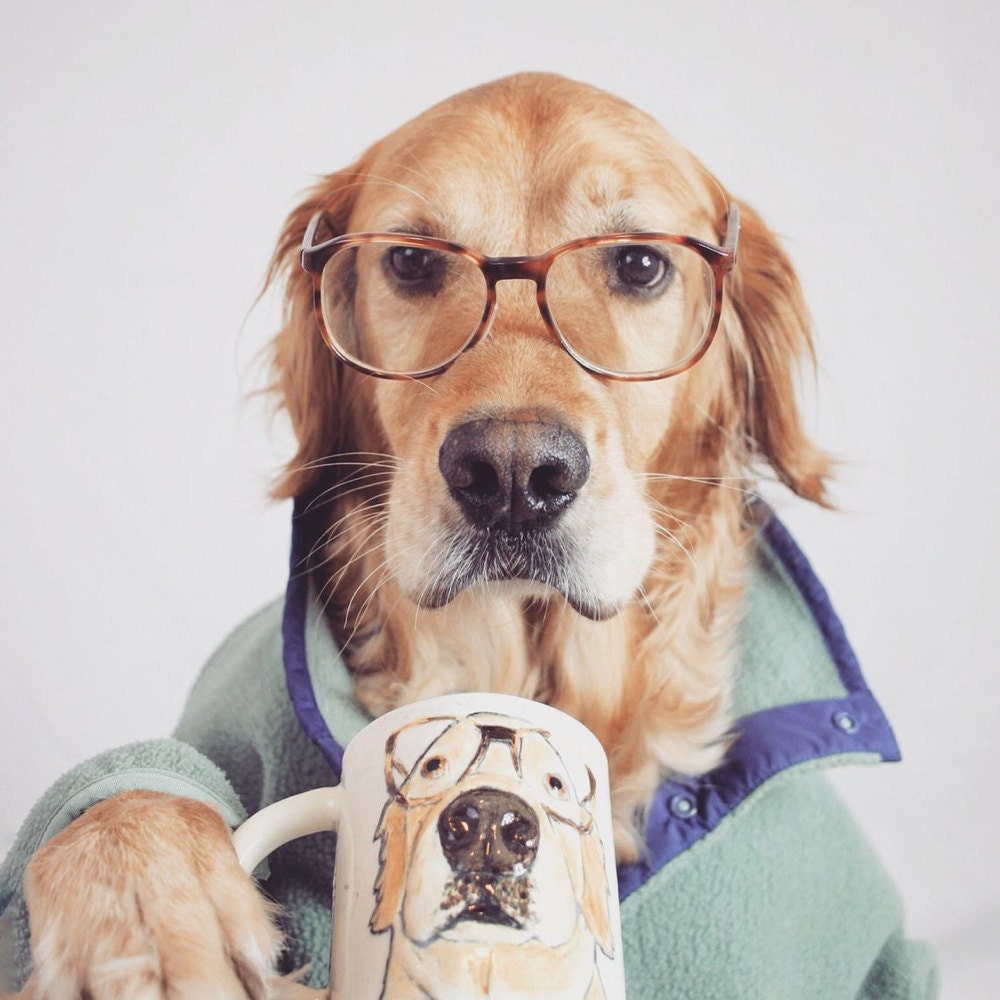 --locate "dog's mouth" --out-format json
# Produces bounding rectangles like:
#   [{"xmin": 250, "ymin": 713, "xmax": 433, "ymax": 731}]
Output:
[
  {"xmin": 441, "ymin": 873, "xmax": 532, "ymax": 931},
  {"xmin": 420, "ymin": 527, "xmax": 618, "ymax": 621}
]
